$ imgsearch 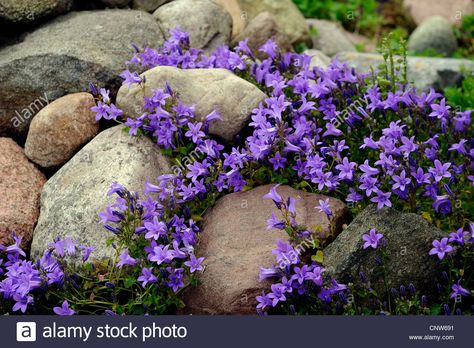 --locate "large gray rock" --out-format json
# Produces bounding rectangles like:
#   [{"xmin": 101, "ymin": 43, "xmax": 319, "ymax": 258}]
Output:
[
  {"xmin": 24, "ymin": 93, "xmax": 98, "ymax": 168},
  {"xmin": 408, "ymin": 16, "xmax": 458, "ymax": 57},
  {"xmin": 232, "ymin": 11, "xmax": 293, "ymax": 59},
  {"xmin": 0, "ymin": 0, "xmax": 73, "ymax": 24},
  {"xmin": 236, "ymin": 0, "xmax": 310, "ymax": 45},
  {"xmin": 324, "ymin": 205, "xmax": 444, "ymax": 296},
  {"xmin": 153, "ymin": 0, "xmax": 232, "ymax": 52},
  {"xmin": 30, "ymin": 125, "xmax": 172, "ymax": 260},
  {"xmin": 132, "ymin": 0, "xmax": 169, "ymax": 12},
  {"xmin": 307, "ymin": 19, "xmax": 356, "ymax": 57},
  {"xmin": 337, "ymin": 52, "xmax": 474, "ymax": 92},
  {"xmin": 116, "ymin": 66, "xmax": 266, "ymax": 143},
  {"xmin": 184, "ymin": 185, "xmax": 349, "ymax": 314},
  {"xmin": 0, "ymin": 138, "xmax": 46, "ymax": 248},
  {"xmin": 0, "ymin": 10, "xmax": 165, "ymax": 140}
]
